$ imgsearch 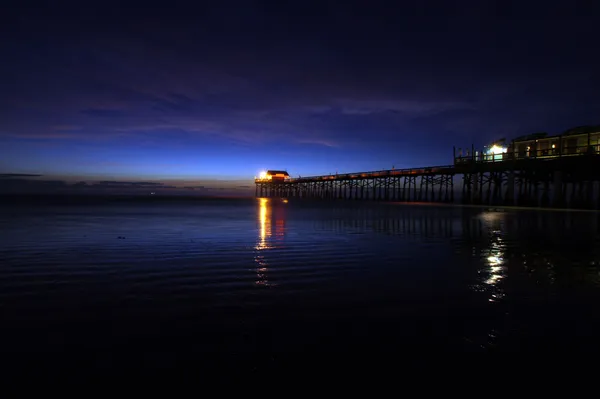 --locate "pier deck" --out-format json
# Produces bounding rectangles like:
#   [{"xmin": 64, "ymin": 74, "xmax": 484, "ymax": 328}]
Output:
[{"xmin": 255, "ymin": 136, "xmax": 600, "ymax": 209}]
